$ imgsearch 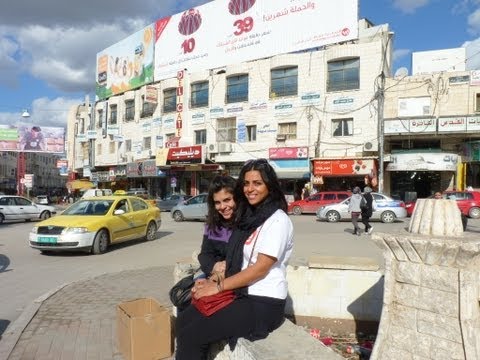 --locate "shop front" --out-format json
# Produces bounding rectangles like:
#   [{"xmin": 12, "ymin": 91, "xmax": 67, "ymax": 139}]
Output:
[
  {"xmin": 386, "ymin": 152, "xmax": 458, "ymax": 201},
  {"xmin": 156, "ymin": 146, "xmax": 223, "ymax": 197},
  {"xmin": 462, "ymin": 141, "xmax": 480, "ymax": 190},
  {"xmin": 312, "ymin": 158, "xmax": 378, "ymax": 192},
  {"xmin": 269, "ymin": 146, "xmax": 310, "ymax": 202}
]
